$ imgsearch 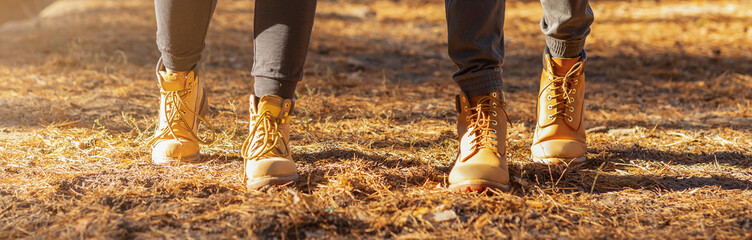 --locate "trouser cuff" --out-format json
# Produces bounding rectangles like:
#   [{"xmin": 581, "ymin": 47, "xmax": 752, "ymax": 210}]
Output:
[
  {"xmin": 545, "ymin": 36, "xmax": 586, "ymax": 58},
  {"xmin": 160, "ymin": 54, "xmax": 201, "ymax": 72},
  {"xmin": 455, "ymin": 69, "xmax": 503, "ymax": 98},
  {"xmin": 254, "ymin": 77, "xmax": 298, "ymax": 99}
]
